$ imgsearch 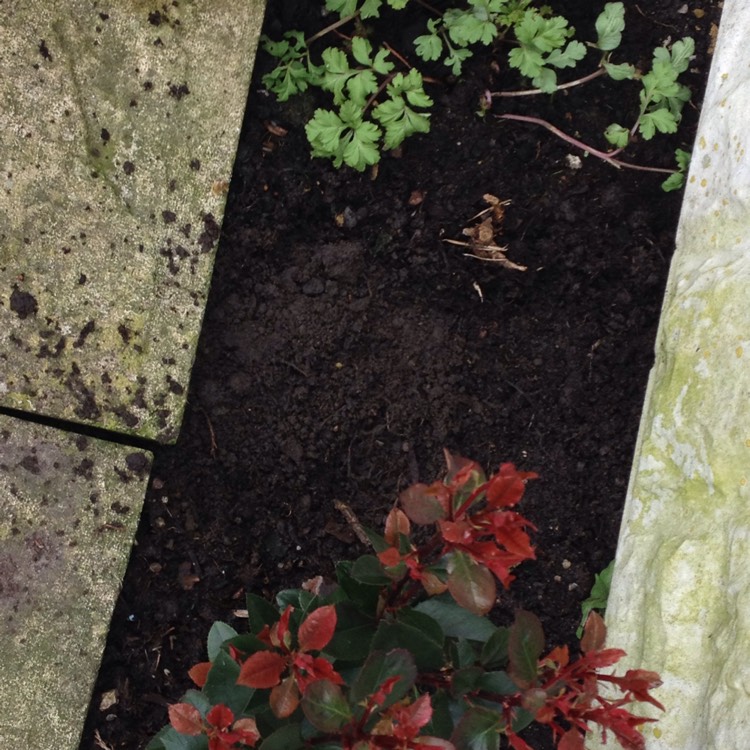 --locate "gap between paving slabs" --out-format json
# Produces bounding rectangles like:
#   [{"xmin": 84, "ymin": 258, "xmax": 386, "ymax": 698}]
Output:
[
  {"xmin": 589, "ymin": 1, "xmax": 750, "ymax": 748},
  {"xmin": 0, "ymin": 1, "xmax": 267, "ymax": 748}
]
